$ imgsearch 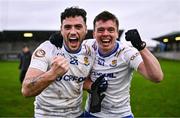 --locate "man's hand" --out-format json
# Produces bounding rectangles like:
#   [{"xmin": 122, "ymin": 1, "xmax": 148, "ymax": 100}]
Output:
[
  {"xmin": 125, "ymin": 29, "xmax": 146, "ymax": 51},
  {"xmin": 50, "ymin": 56, "xmax": 69, "ymax": 78},
  {"xmin": 49, "ymin": 32, "xmax": 63, "ymax": 48},
  {"xmin": 91, "ymin": 74, "xmax": 108, "ymax": 93},
  {"xmin": 89, "ymin": 74, "xmax": 108, "ymax": 113}
]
